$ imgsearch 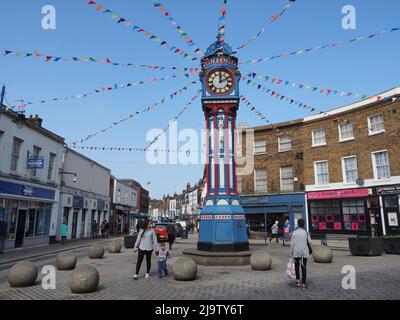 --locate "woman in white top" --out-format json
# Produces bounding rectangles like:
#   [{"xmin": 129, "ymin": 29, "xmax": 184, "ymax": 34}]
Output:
[
  {"xmin": 290, "ymin": 219, "xmax": 312, "ymax": 291},
  {"xmin": 133, "ymin": 220, "xmax": 158, "ymax": 279}
]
